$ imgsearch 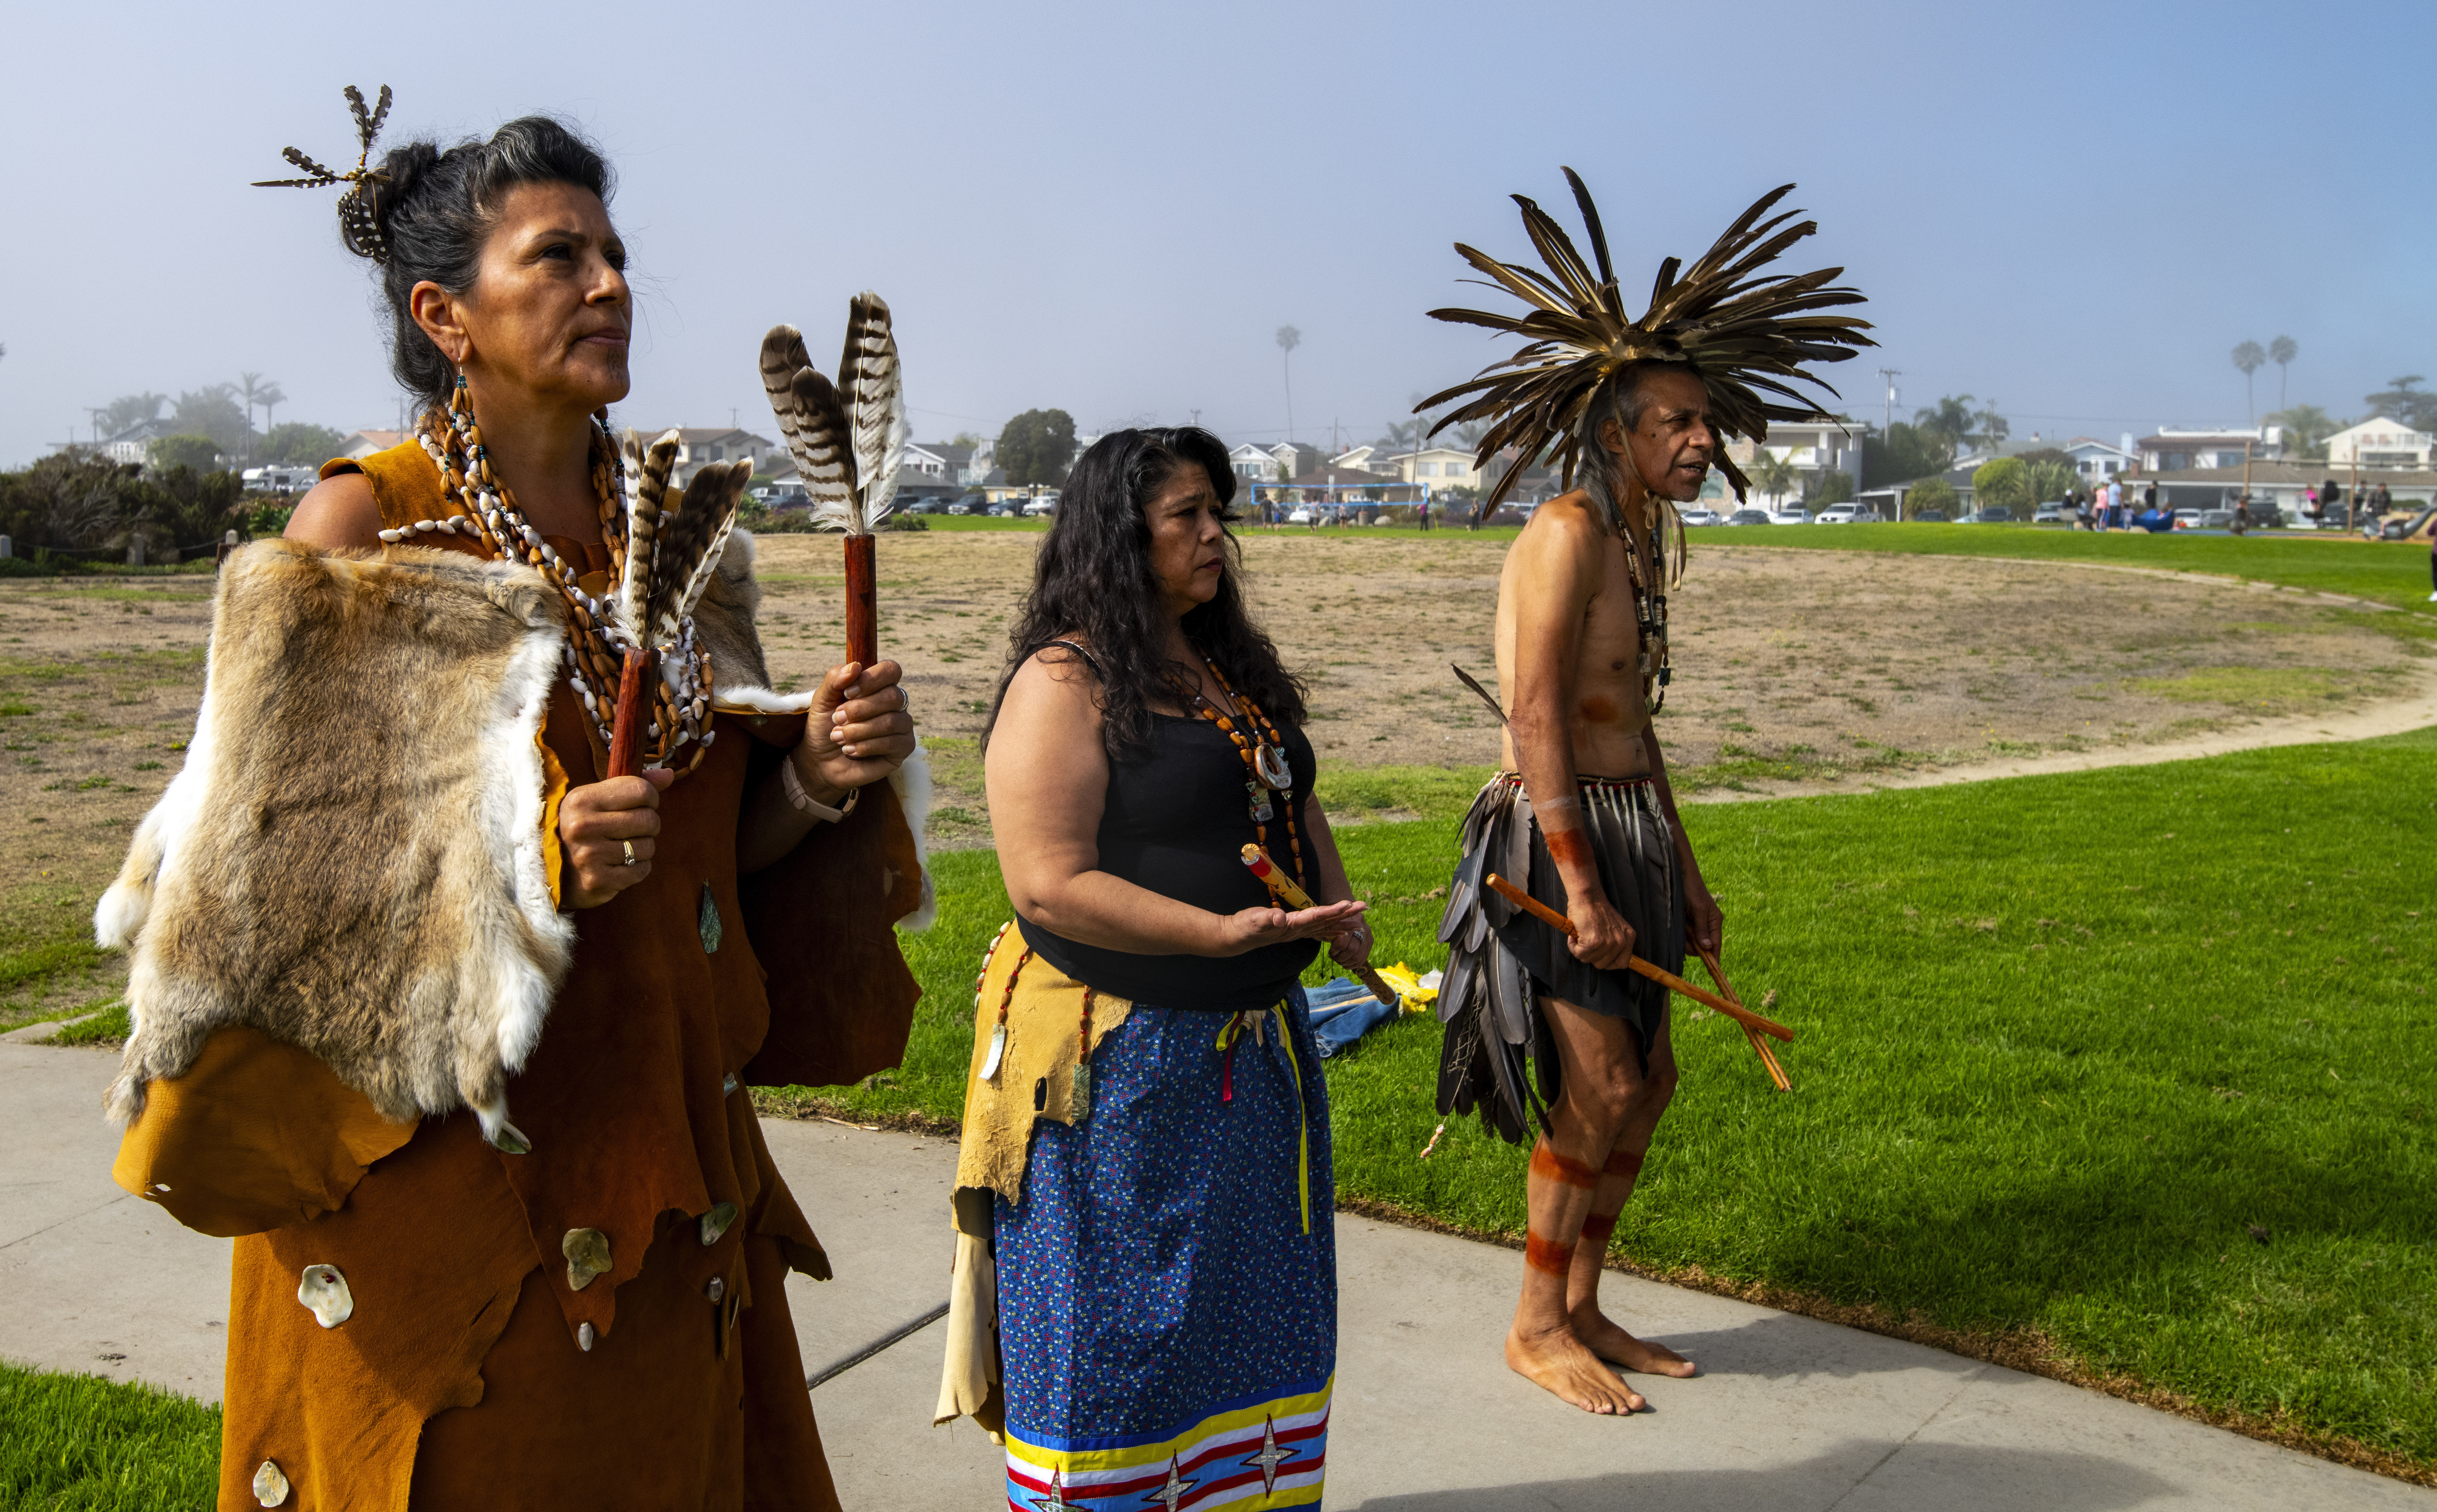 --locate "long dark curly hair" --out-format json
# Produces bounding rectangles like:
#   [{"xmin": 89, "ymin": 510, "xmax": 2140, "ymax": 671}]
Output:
[{"xmin": 985, "ymin": 428, "xmax": 1306, "ymax": 763}]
